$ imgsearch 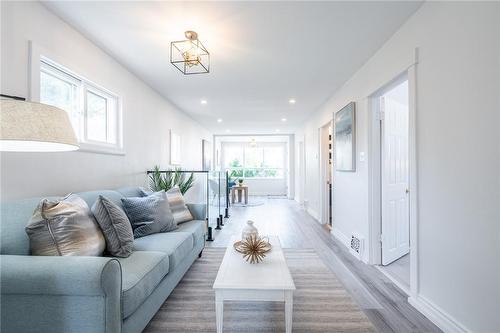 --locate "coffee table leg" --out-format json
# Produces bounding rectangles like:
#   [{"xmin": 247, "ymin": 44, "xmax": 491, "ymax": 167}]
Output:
[
  {"xmin": 285, "ymin": 290, "xmax": 293, "ymax": 333},
  {"xmin": 216, "ymin": 291, "xmax": 223, "ymax": 333}
]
